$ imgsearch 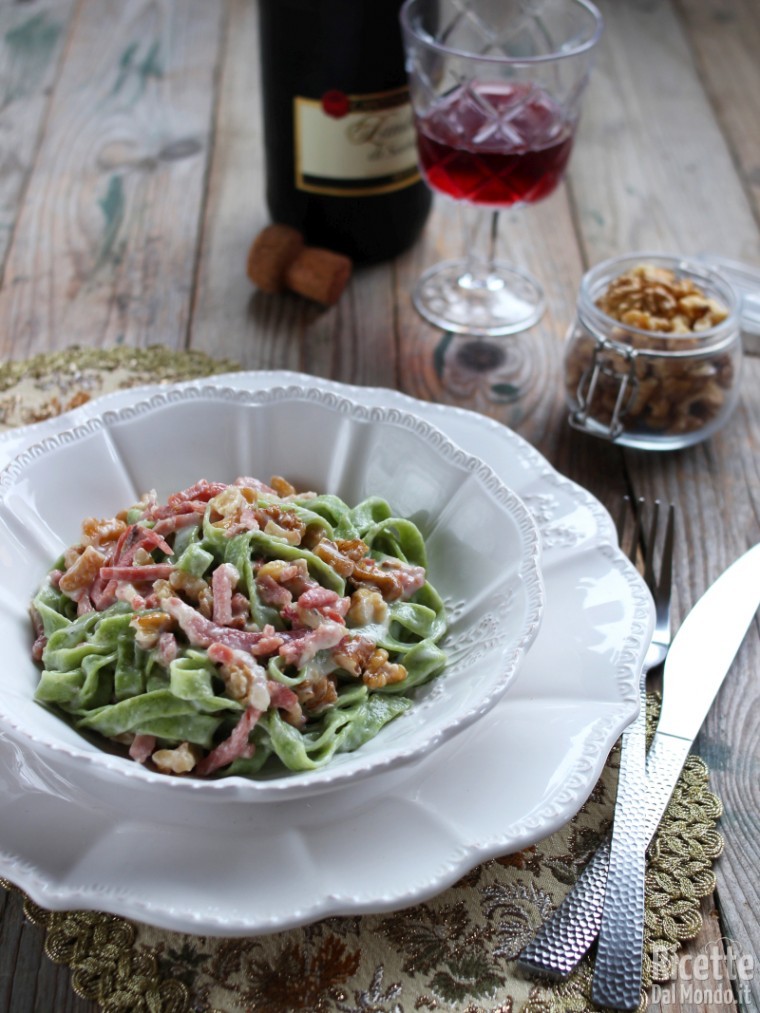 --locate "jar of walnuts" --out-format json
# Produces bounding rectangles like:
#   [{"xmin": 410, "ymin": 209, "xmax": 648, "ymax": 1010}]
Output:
[{"xmin": 564, "ymin": 254, "xmax": 742, "ymax": 449}]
